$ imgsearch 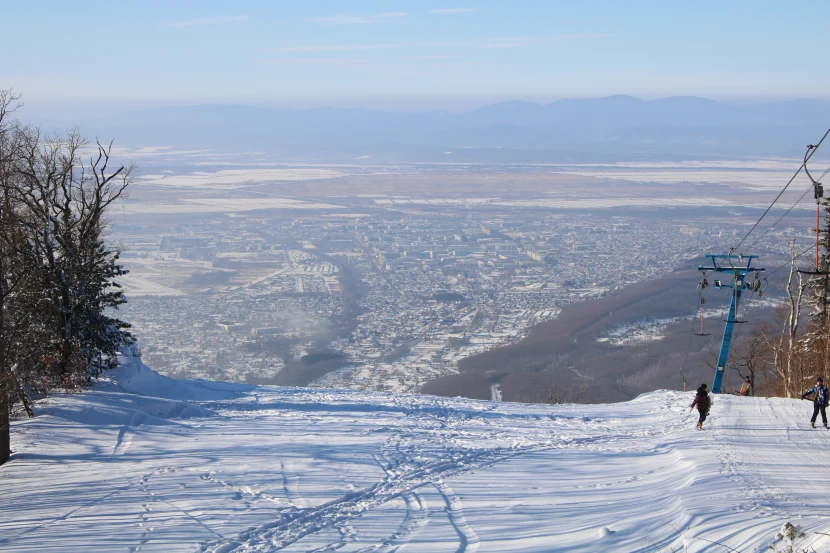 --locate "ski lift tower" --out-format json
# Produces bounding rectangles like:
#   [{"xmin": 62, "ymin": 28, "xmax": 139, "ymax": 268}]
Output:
[{"xmin": 698, "ymin": 253, "xmax": 765, "ymax": 393}]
